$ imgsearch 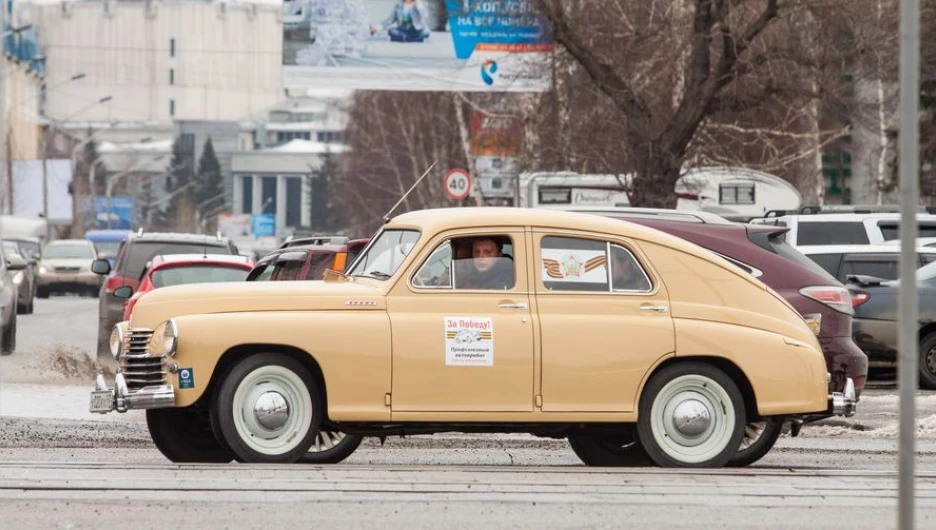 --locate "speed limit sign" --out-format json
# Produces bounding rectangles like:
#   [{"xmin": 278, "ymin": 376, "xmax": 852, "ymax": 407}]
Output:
[{"xmin": 443, "ymin": 169, "xmax": 472, "ymax": 201}]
